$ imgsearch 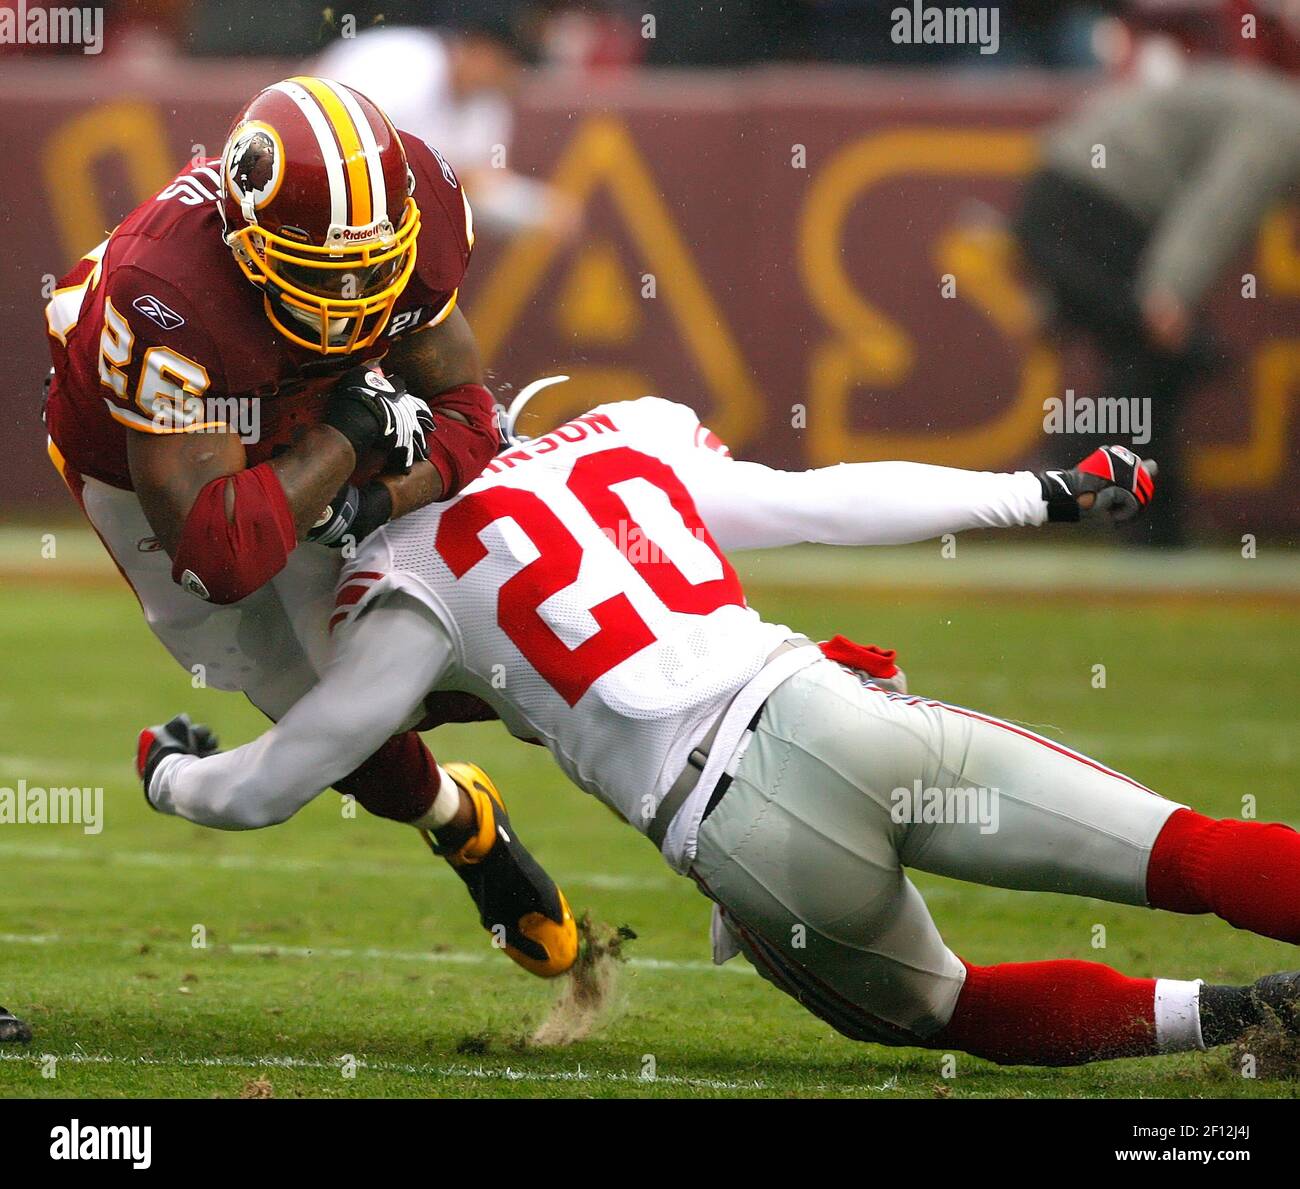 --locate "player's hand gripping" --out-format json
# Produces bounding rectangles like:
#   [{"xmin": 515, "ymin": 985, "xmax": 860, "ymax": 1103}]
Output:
[
  {"xmin": 1036, "ymin": 445, "xmax": 1157, "ymax": 525},
  {"xmin": 429, "ymin": 763, "xmax": 578, "ymax": 979},
  {"xmin": 323, "ymin": 364, "xmax": 435, "ymax": 473},
  {"xmin": 136, "ymin": 713, "xmax": 220, "ymax": 809}
]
